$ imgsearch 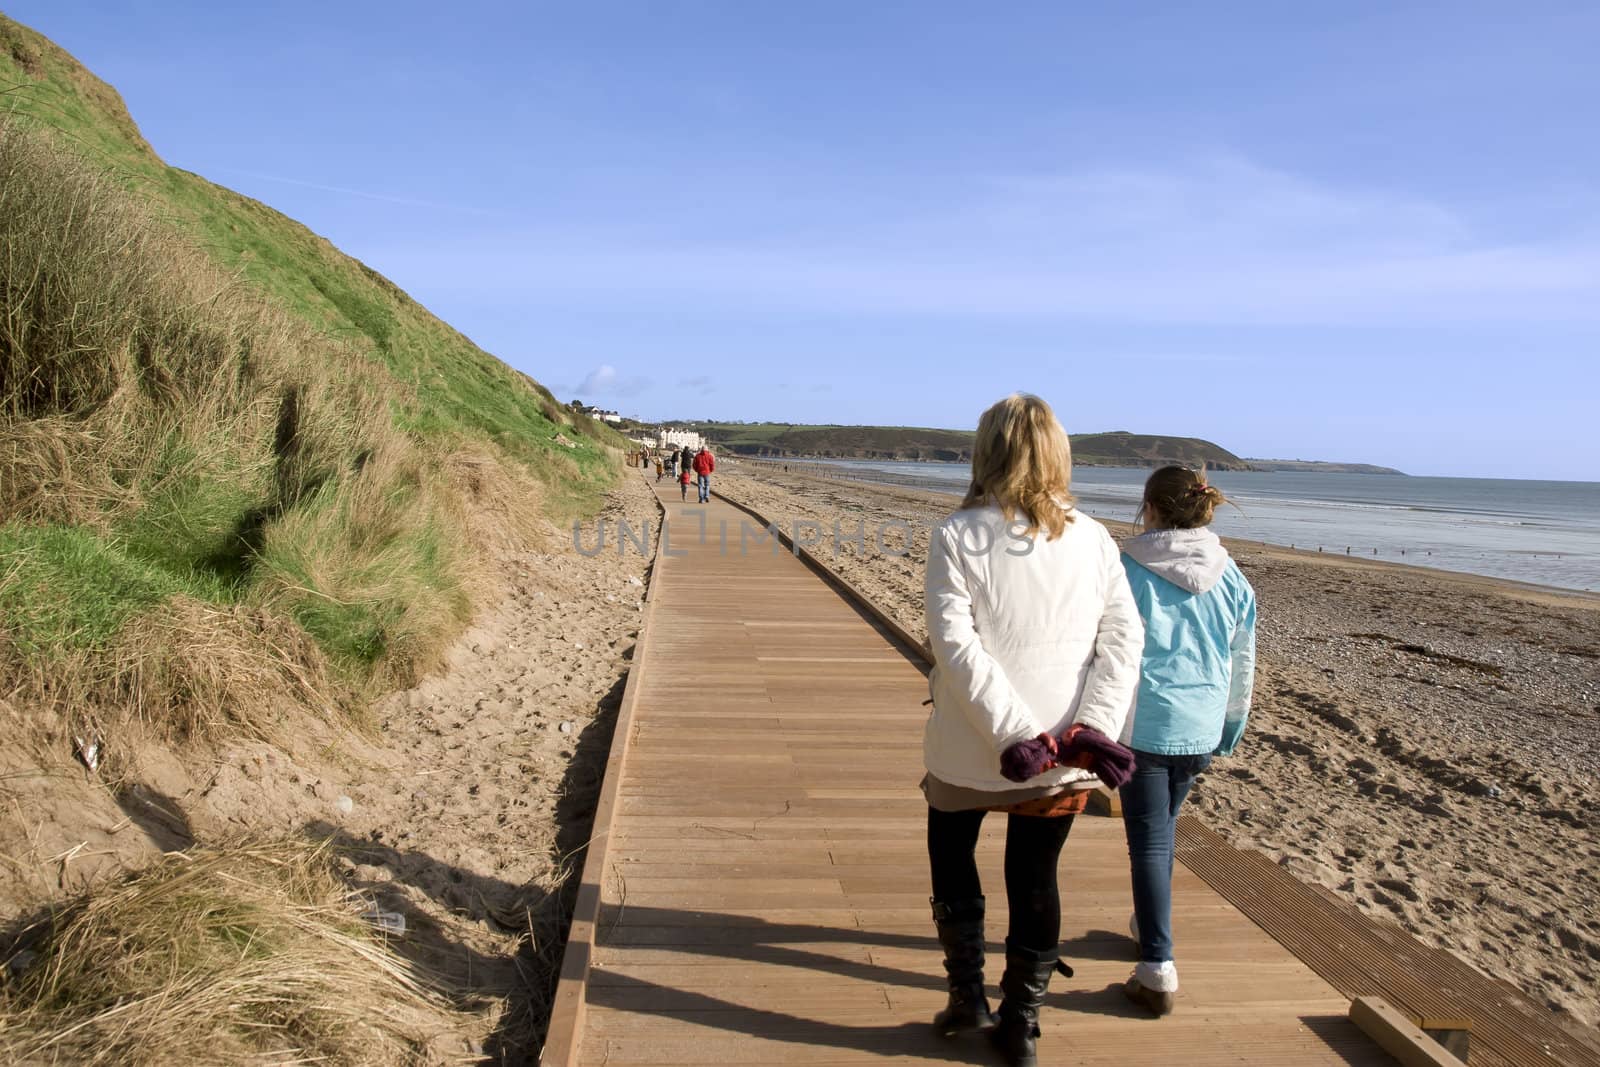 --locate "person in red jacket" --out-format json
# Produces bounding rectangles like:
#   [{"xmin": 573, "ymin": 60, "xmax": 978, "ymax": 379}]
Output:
[{"xmin": 691, "ymin": 447, "xmax": 715, "ymax": 503}]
